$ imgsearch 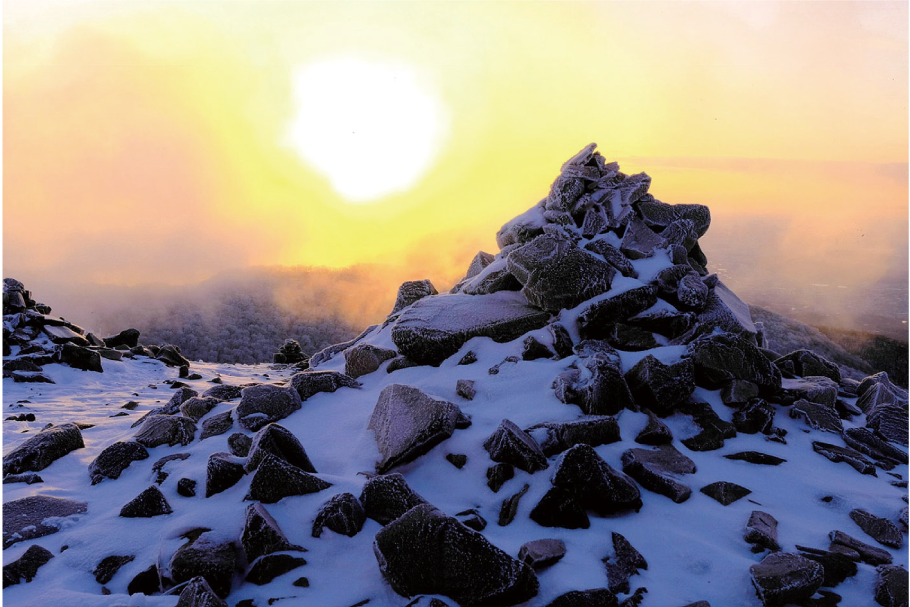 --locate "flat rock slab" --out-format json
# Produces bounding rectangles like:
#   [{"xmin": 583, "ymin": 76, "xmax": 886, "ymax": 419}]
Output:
[
  {"xmin": 746, "ymin": 511, "xmax": 780, "ymax": 551},
  {"xmin": 369, "ymin": 384, "xmax": 469, "ymax": 473},
  {"xmin": 391, "ymin": 293, "xmax": 550, "ymax": 366},
  {"xmin": 3, "ymin": 495, "xmax": 88, "ymax": 549},
  {"xmin": 724, "ymin": 452, "xmax": 786, "ymax": 466},
  {"xmin": 3, "ymin": 422, "xmax": 84, "ymax": 475},
  {"xmin": 687, "ymin": 332, "xmax": 781, "ymax": 392},
  {"xmin": 700, "ymin": 481, "xmax": 751, "ymax": 506},
  {"xmin": 749, "ymin": 552, "xmax": 823, "ymax": 607},
  {"xmin": 829, "ymin": 530, "xmax": 892, "ymax": 565},
  {"xmin": 246, "ymin": 454, "xmax": 331, "ymax": 504},
  {"xmin": 373, "ymin": 504, "xmax": 539, "ymax": 607},
  {"xmin": 875, "ymin": 565, "xmax": 909, "ymax": 607},
  {"xmin": 134, "ymin": 416, "xmax": 197, "ymax": 448},
  {"xmin": 519, "ymin": 539, "xmax": 566, "ymax": 569},
  {"xmin": 621, "ymin": 445, "xmax": 696, "ymax": 503},
  {"xmin": 812, "ymin": 442, "xmax": 877, "ymax": 476},
  {"xmin": 790, "ymin": 399, "xmax": 843, "ymax": 434},
  {"xmin": 849, "ymin": 509, "xmax": 903, "ymax": 549}
]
